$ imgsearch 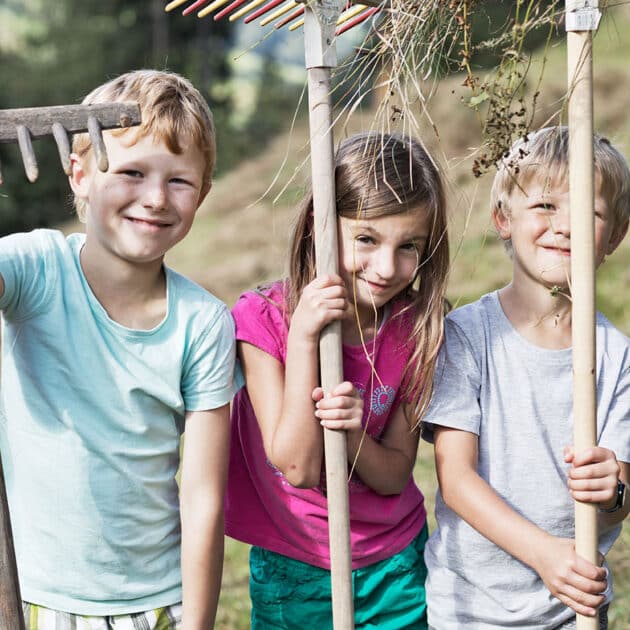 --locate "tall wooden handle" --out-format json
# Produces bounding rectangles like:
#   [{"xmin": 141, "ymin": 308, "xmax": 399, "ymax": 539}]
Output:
[
  {"xmin": 0, "ymin": 456, "xmax": 25, "ymax": 630},
  {"xmin": 308, "ymin": 65, "xmax": 354, "ymax": 630},
  {"xmin": 567, "ymin": 26, "xmax": 598, "ymax": 630}
]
